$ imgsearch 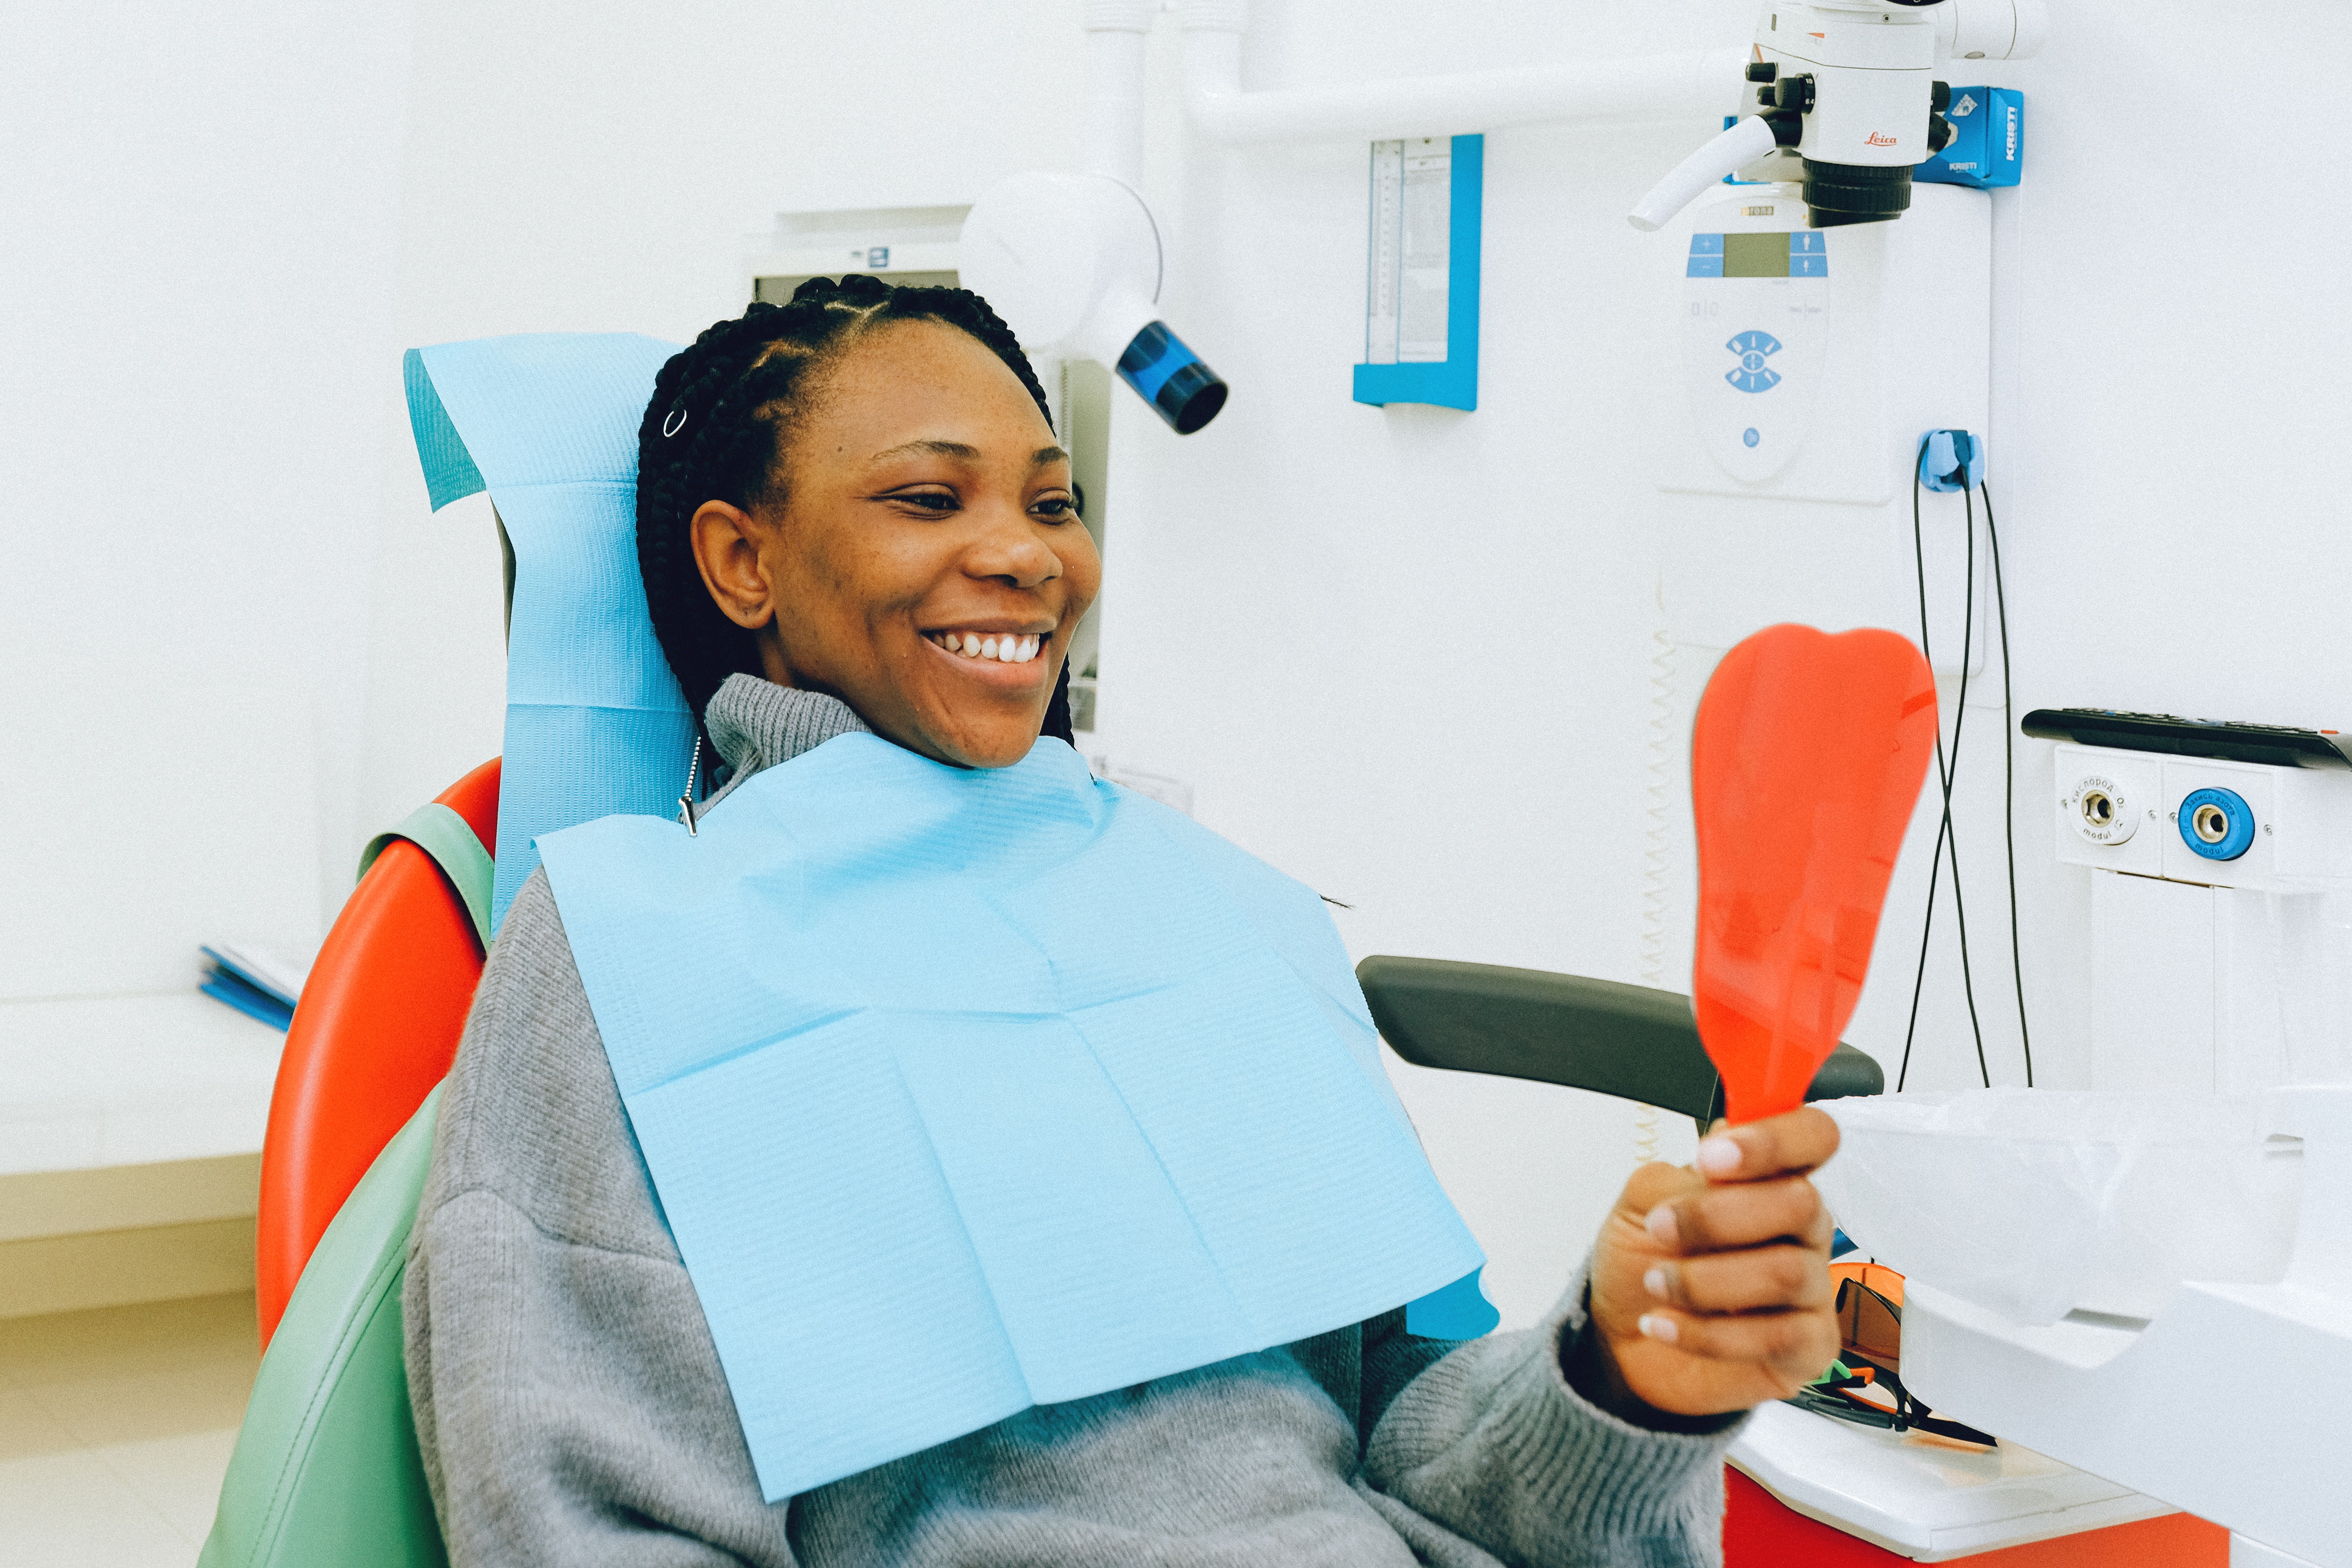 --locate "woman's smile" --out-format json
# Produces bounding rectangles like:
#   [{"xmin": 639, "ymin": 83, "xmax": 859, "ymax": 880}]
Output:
[{"xmin": 921, "ymin": 626, "xmax": 1050, "ymax": 669}]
